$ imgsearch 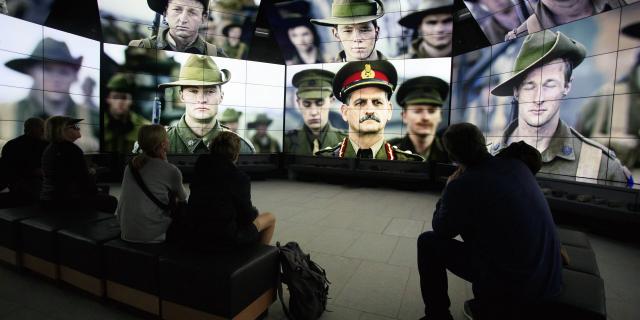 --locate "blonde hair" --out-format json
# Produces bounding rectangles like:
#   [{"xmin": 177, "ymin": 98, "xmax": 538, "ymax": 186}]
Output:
[
  {"xmin": 132, "ymin": 124, "xmax": 168, "ymax": 169},
  {"xmin": 44, "ymin": 116, "xmax": 74, "ymax": 142}
]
